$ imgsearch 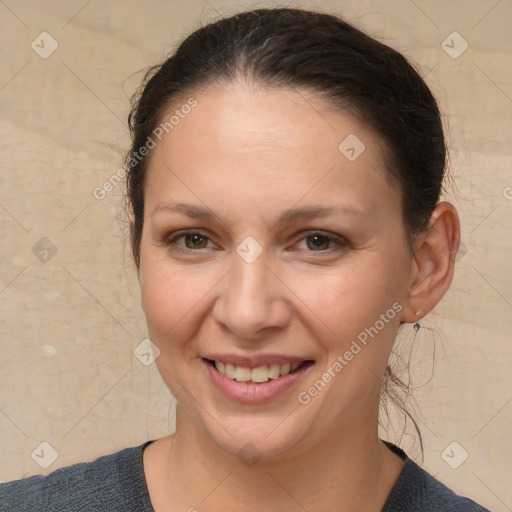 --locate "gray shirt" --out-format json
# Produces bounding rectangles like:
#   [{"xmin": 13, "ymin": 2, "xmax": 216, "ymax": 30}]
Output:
[{"xmin": 0, "ymin": 441, "xmax": 489, "ymax": 511}]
